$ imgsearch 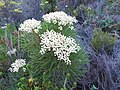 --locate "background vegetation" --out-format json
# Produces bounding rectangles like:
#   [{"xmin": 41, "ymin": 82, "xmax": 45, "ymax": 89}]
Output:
[{"xmin": 0, "ymin": 0, "xmax": 120, "ymax": 90}]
